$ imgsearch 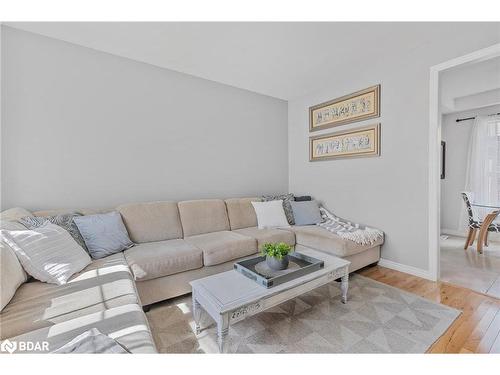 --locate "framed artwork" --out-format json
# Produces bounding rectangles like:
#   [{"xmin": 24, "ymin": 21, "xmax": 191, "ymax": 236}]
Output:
[
  {"xmin": 309, "ymin": 123, "xmax": 381, "ymax": 161},
  {"xmin": 309, "ymin": 85, "xmax": 380, "ymax": 132},
  {"xmin": 440, "ymin": 141, "xmax": 446, "ymax": 179}
]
